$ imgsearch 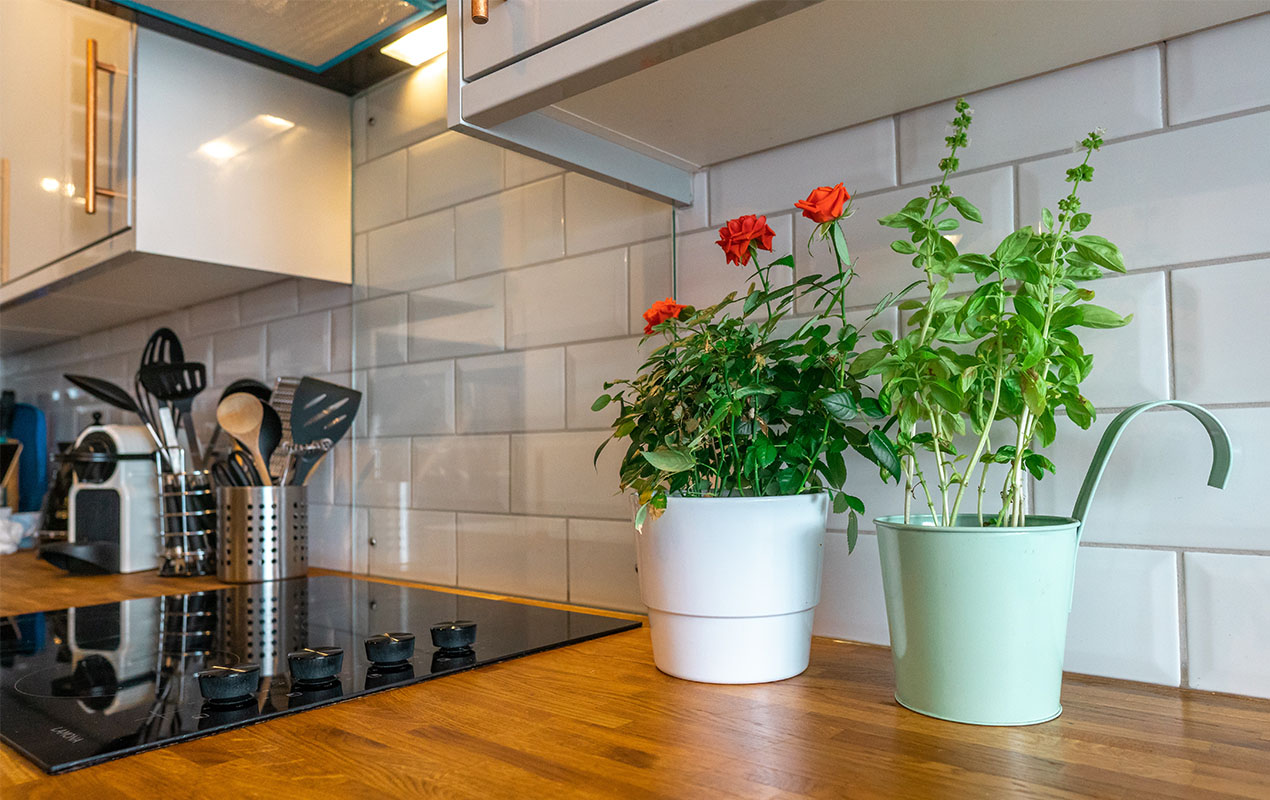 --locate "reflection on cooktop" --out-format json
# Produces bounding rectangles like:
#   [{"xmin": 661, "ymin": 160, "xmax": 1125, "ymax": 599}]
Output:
[{"xmin": 0, "ymin": 576, "xmax": 640, "ymax": 774}]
